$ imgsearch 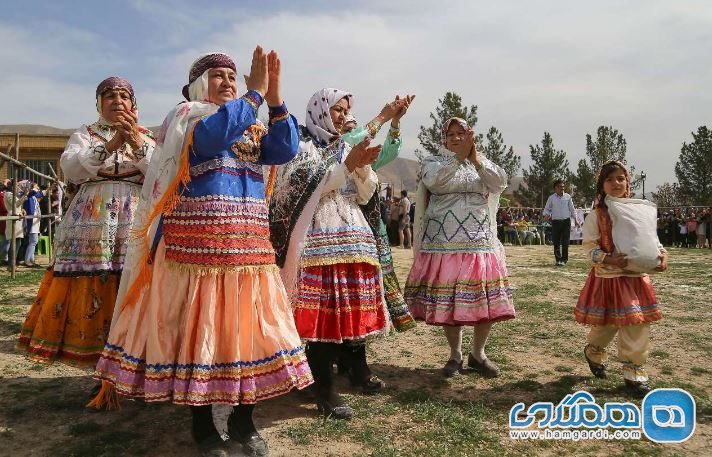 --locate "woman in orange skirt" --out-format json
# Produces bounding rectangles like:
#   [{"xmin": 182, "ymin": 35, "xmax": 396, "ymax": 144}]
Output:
[{"xmin": 17, "ymin": 77, "xmax": 155, "ymax": 367}]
